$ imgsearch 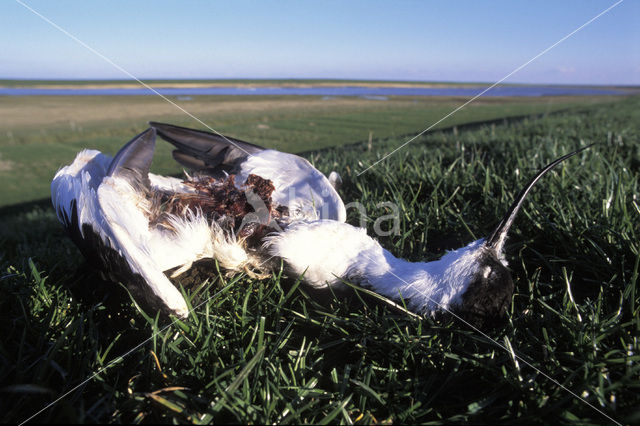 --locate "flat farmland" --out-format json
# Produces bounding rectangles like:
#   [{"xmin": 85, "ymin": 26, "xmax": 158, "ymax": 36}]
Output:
[{"xmin": 0, "ymin": 94, "xmax": 620, "ymax": 207}]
